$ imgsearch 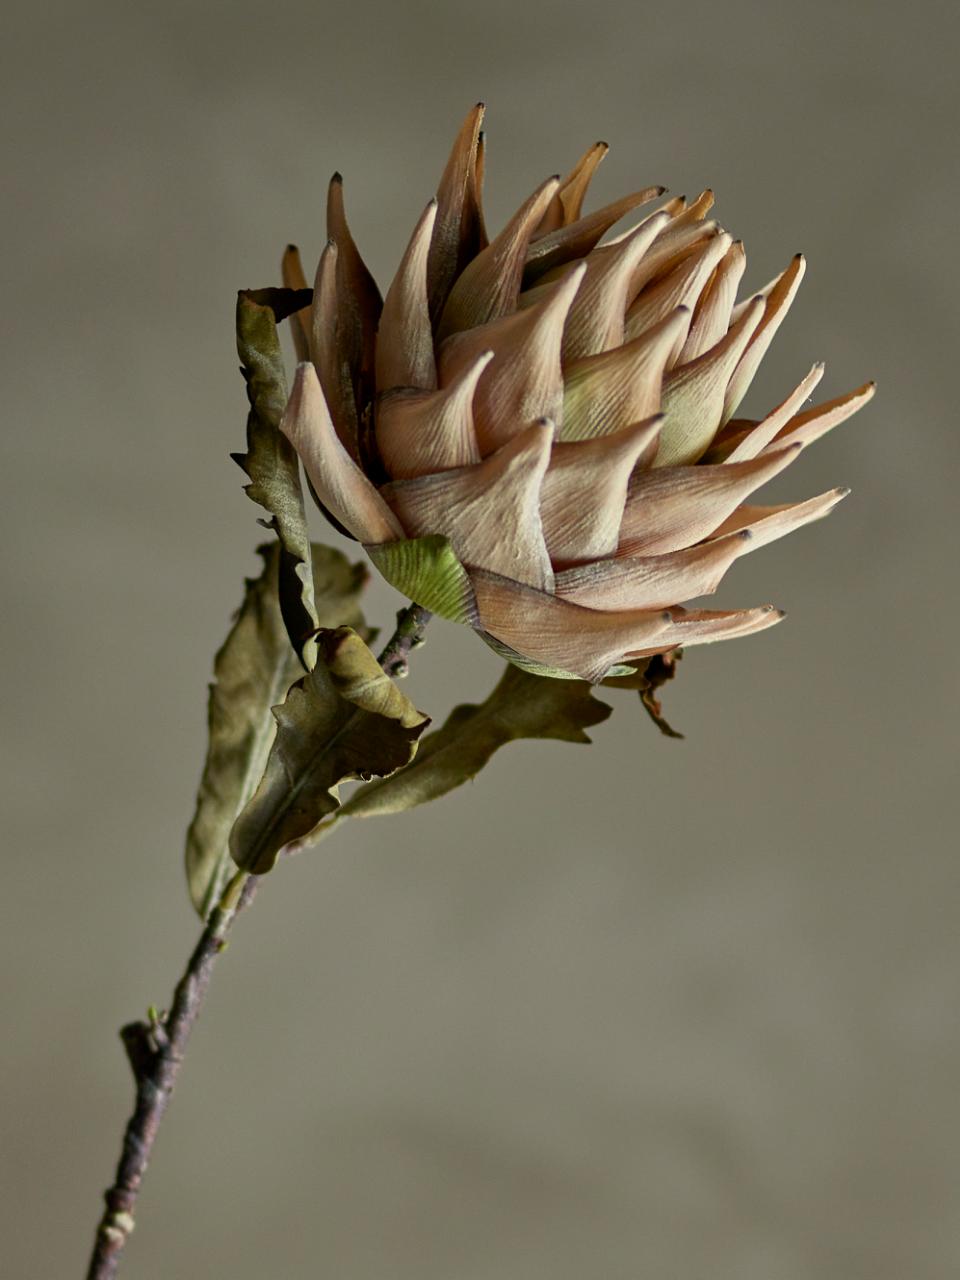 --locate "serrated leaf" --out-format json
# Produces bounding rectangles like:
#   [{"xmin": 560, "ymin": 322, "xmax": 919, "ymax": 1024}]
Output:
[
  {"xmin": 335, "ymin": 663, "xmax": 611, "ymax": 822},
  {"xmin": 229, "ymin": 628, "xmax": 429, "ymax": 875},
  {"xmin": 185, "ymin": 542, "xmax": 368, "ymax": 918},
  {"xmin": 233, "ymin": 286, "xmax": 317, "ymax": 666}
]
